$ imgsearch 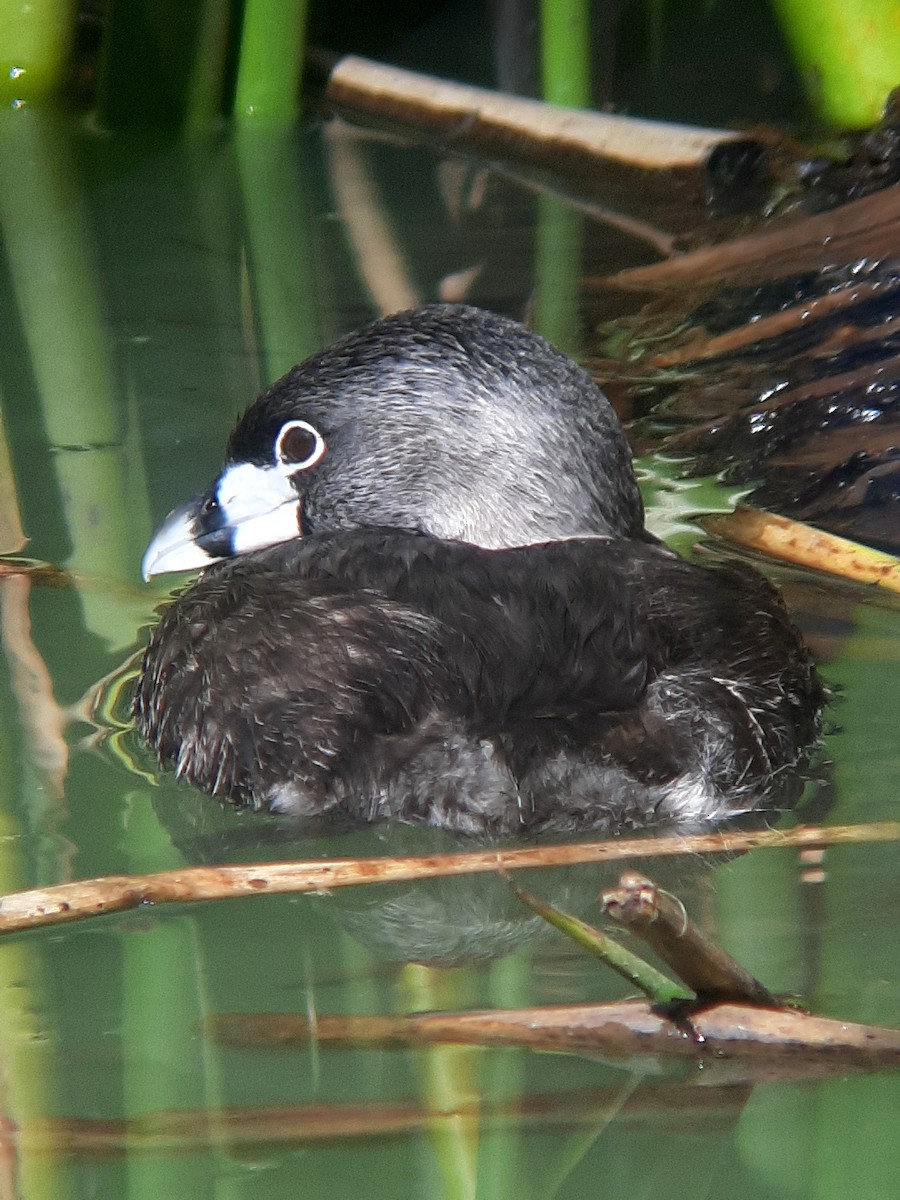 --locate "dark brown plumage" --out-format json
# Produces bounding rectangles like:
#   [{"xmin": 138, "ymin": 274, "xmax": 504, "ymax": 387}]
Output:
[{"xmin": 135, "ymin": 305, "xmax": 823, "ymax": 834}]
